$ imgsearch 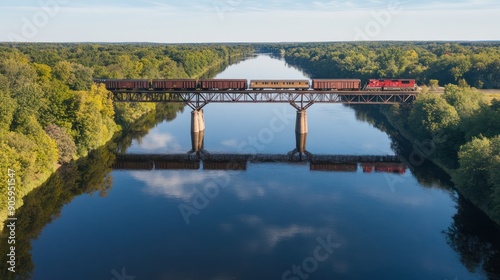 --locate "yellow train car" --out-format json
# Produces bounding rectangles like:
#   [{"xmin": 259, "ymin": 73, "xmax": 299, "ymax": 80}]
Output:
[{"xmin": 250, "ymin": 80, "xmax": 310, "ymax": 90}]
